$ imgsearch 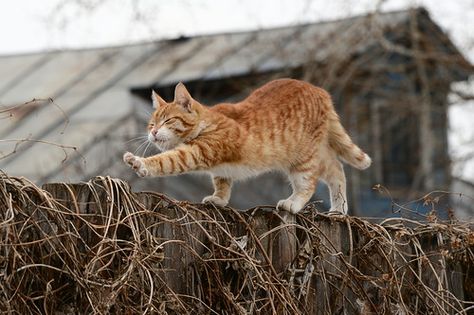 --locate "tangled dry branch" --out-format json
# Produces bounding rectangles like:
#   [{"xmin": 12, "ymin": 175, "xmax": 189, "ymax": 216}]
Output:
[{"xmin": 0, "ymin": 173, "xmax": 472, "ymax": 314}]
